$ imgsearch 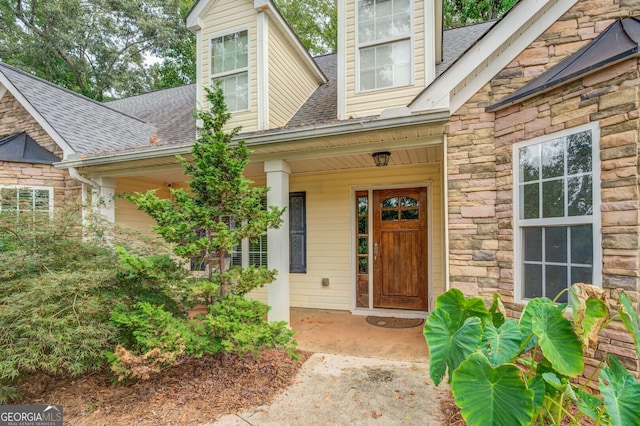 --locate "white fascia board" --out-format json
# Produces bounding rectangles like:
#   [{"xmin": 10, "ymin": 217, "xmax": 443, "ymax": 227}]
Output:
[
  {"xmin": 186, "ymin": 0, "xmax": 219, "ymax": 31},
  {"xmin": 424, "ymin": 0, "xmax": 436, "ymax": 84},
  {"xmin": 258, "ymin": 0, "xmax": 327, "ymax": 84},
  {"xmin": 256, "ymin": 10, "xmax": 269, "ymax": 130},
  {"xmin": 56, "ymin": 109, "xmax": 450, "ymax": 169},
  {"xmin": 410, "ymin": 0, "xmax": 577, "ymax": 114},
  {"xmin": 337, "ymin": 0, "xmax": 346, "ymax": 120},
  {"xmin": 0, "ymin": 71, "xmax": 76, "ymax": 158}
]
